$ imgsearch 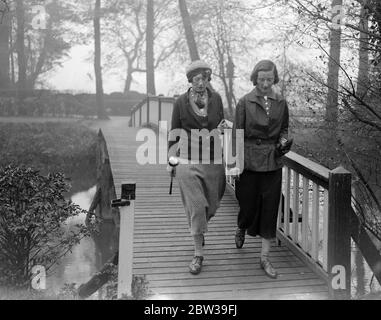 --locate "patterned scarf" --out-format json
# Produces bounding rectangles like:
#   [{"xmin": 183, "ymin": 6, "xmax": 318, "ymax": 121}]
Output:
[{"xmin": 190, "ymin": 88, "xmax": 208, "ymax": 109}]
